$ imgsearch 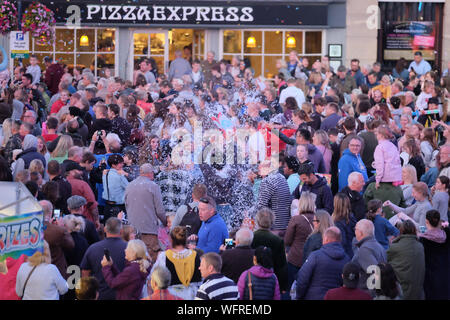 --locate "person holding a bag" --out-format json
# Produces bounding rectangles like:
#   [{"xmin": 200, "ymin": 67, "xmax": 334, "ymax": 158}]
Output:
[
  {"xmin": 15, "ymin": 241, "xmax": 68, "ymax": 300},
  {"xmin": 237, "ymin": 246, "xmax": 280, "ymax": 300},
  {"xmin": 102, "ymin": 154, "xmax": 129, "ymax": 223},
  {"xmin": 284, "ymin": 191, "xmax": 316, "ymax": 294}
]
